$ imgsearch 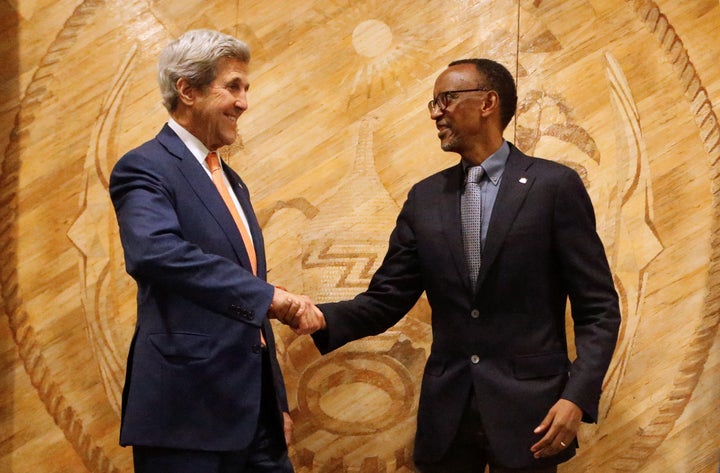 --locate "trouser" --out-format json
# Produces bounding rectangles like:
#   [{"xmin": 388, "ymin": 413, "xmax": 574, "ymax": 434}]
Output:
[
  {"xmin": 414, "ymin": 389, "xmax": 558, "ymax": 473},
  {"xmin": 133, "ymin": 348, "xmax": 293, "ymax": 473}
]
